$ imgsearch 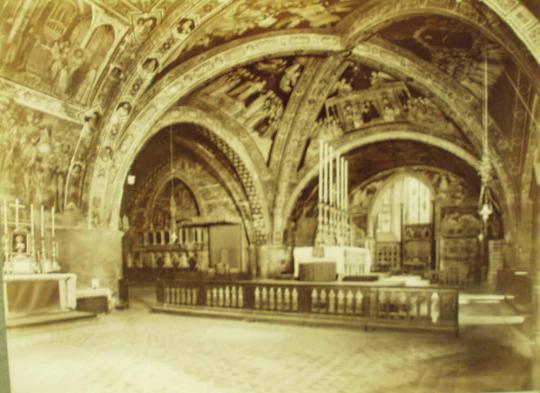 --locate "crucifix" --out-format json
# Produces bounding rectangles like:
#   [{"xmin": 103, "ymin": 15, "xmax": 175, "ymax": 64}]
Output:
[{"xmin": 8, "ymin": 198, "xmax": 25, "ymax": 228}]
